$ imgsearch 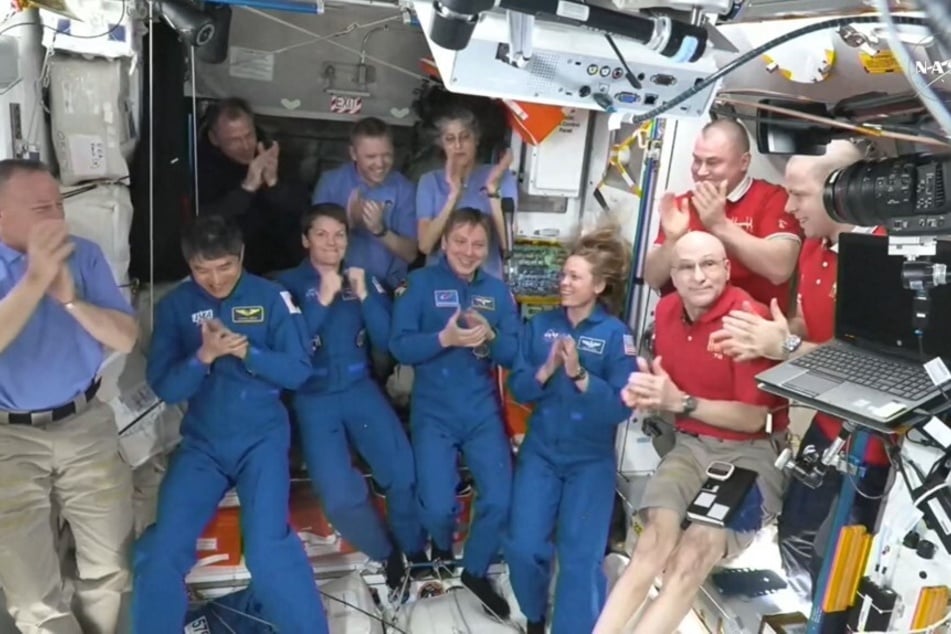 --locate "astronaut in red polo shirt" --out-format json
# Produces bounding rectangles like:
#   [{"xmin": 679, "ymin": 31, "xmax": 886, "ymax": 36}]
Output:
[
  {"xmin": 594, "ymin": 231, "xmax": 787, "ymax": 634},
  {"xmin": 643, "ymin": 119, "xmax": 801, "ymax": 314},
  {"xmin": 708, "ymin": 140, "xmax": 892, "ymax": 603}
]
